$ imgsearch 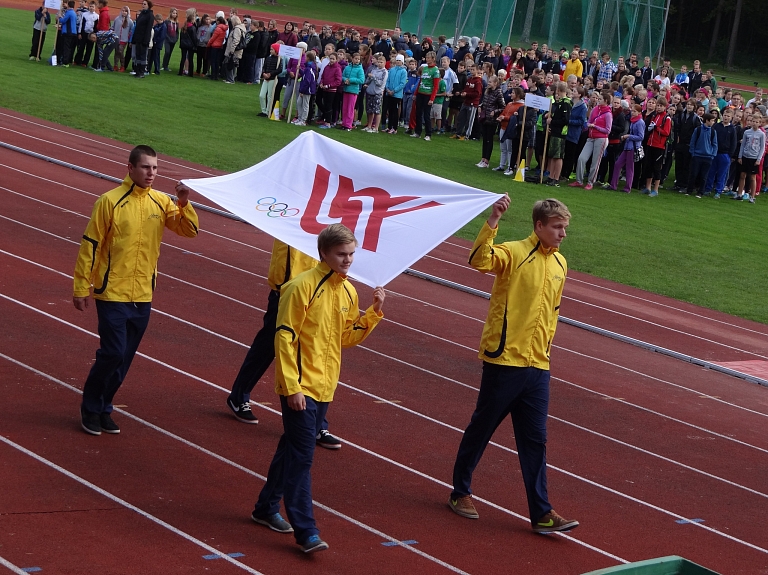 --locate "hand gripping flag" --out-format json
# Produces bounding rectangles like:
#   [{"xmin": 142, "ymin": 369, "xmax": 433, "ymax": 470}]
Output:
[{"xmin": 182, "ymin": 131, "xmax": 502, "ymax": 287}]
